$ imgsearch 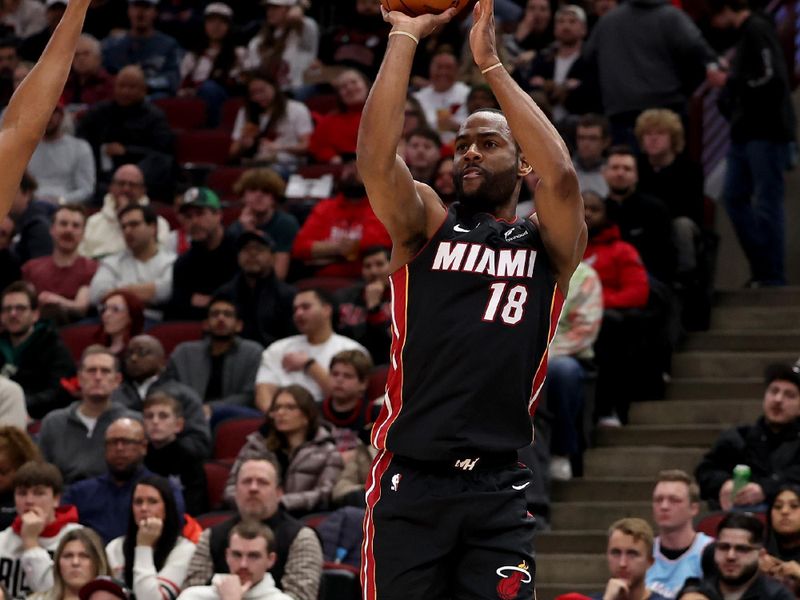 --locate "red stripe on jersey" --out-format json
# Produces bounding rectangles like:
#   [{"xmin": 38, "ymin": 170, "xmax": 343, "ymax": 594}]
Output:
[
  {"xmin": 361, "ymin": 449, "xmax": 393, "ymax": 600},
  {"xmin": 371, "ymin": 267, "xmax": 409, "ymax": 450},
  {"xmin": 528, "ymin": 285, "xmax": 565, "ymax": 416}
]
